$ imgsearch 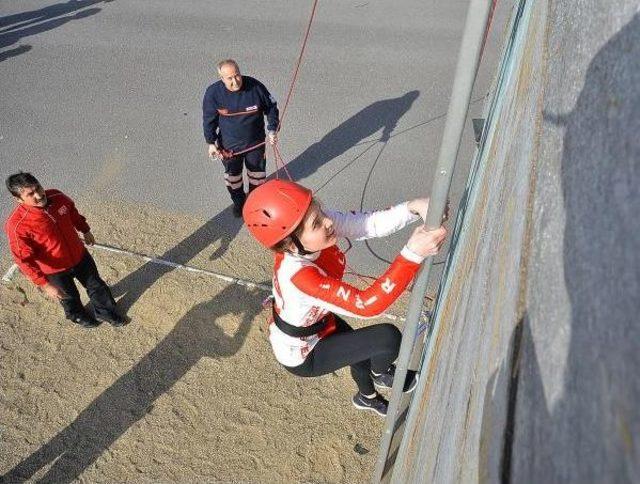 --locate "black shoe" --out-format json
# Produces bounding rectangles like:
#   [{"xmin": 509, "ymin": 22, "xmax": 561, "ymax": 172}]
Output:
[
  {"xmin": 96, "ymin": 311, "xmax": 128, "ymax": 327},
  {"xmin": 352, "ymin": 392, "xmax": 388, "ymax": 417},
  {"xmin": 372, "ymin": 365, "xmax": 419, "ymax": 393},
  {"xmin": 232, "ymin": 202, "xmax": 244, "ymax": 218},
  {"xmin": 69, "ymin": 313, "xmax": 100, "ymax": 328}
]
